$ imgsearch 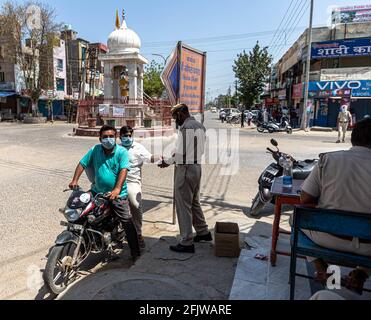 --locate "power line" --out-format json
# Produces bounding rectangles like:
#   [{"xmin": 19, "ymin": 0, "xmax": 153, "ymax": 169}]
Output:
[
  {"xmin": 270, "ymin": 0, "xmax": 306, "ymax": 57},
  {"xmin": 141, "ymin": 26, "xmax": 308, "ymax": 49},
  {"xmin": 268, "ymin": 0, "xmax": 296, "ymax": 49},
  {"xmin": 273, "ymin": 0, "xmax": 310, "ymax": 60},
  {"xmin": 269, "ymin": 0, "xmax": 303, "ymax": 52},
  {"xmin": 270, "ymin": 0, "xmax": 308, "ymax": 59}
]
